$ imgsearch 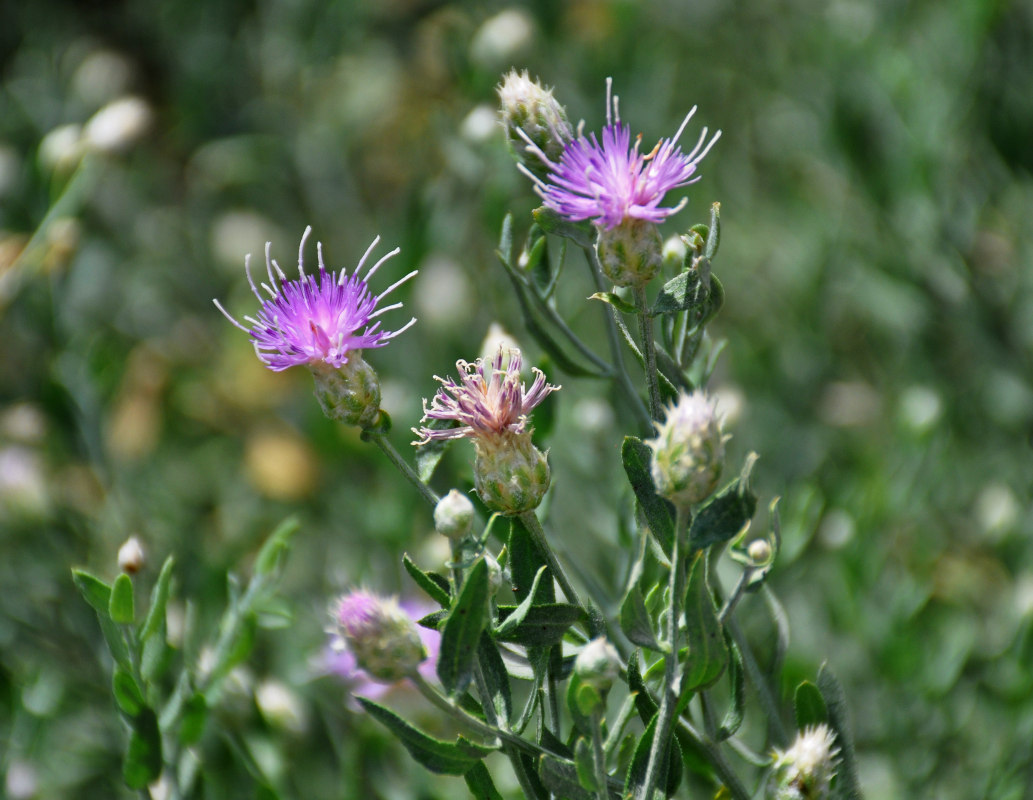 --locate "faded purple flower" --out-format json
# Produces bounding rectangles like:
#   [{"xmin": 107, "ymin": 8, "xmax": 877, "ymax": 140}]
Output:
[
  {"xmin": 413, "ymin": 347, "xmax": 559, "ymax": 444},
  {"xmin": 326, "ymin": 597, "xmax": 441, "ymax": 702},
  {"xmin": 214, "ymin": 227, "xmax": 416, "ymax": 372},
  {"xmin": 519, "ymin": 79, "xmax": 720, "ymax": 230}
]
